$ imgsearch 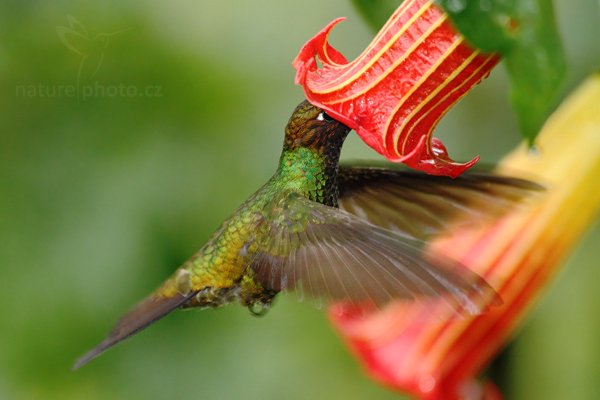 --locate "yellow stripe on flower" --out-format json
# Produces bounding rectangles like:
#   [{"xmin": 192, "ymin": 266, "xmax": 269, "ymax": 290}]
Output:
[
  {"xmin": 314, "ymin": 0, "xmax": 435, "ymax": 94},
  {"xmin": 388, "ymin": 38, "xmax": 467, "ymax": 155},
  {"xmin": 398, "ymin": 54, "xmax": 497, "ymax": 157},
  {"xmin": 329, "ymin": 15, "xmax": 449, "ymax": 106}
]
